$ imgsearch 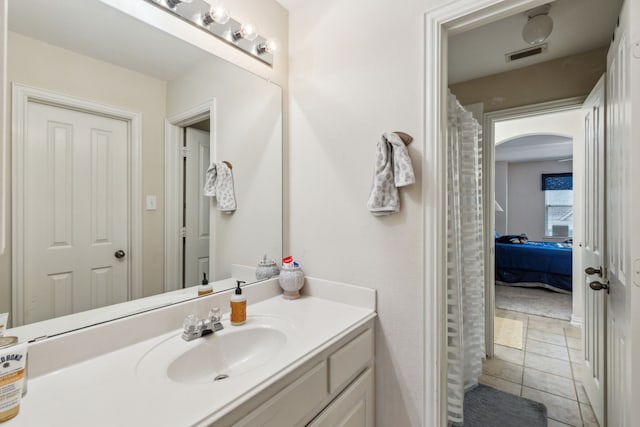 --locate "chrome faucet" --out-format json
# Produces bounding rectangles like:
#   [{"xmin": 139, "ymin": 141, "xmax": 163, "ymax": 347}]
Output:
[{"xmin": 182, "ymin": 308, "xmax": 224, "ymax": 341}]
